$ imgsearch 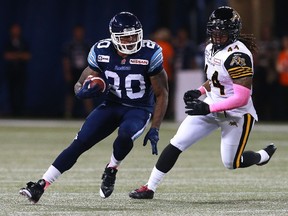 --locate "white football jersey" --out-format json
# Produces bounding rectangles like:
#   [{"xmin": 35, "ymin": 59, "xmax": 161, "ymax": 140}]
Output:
[{"xmin": 204, "ymin": 40, "xmax": 258, "ymax": 120}]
